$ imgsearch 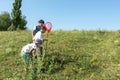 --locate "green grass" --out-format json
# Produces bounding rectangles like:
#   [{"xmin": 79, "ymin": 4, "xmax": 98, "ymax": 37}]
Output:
[{"xmin": 0, "ymin": 30, "xmax": 120, "ymax": 80}]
